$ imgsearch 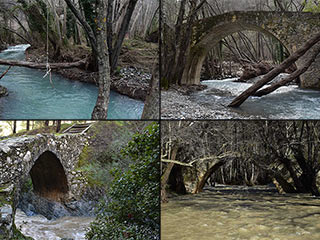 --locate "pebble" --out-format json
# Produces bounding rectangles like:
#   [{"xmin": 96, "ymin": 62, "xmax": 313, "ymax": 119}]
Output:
[{"xmin": 161, "ymin": 88, "xmax": 257, "ymax": 119}]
